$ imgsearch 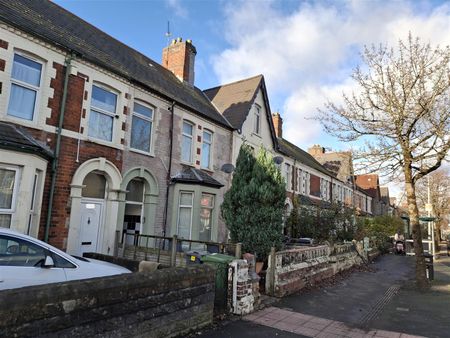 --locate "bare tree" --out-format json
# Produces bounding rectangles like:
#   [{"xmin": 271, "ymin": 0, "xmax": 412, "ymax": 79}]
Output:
[
  {"xmin": 318, "ymin": 35, "xmax": 450, "ymax": 289},
  {"xmin": 416, "ymin": 168, "xmax": 450, "ymax": 241}
]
